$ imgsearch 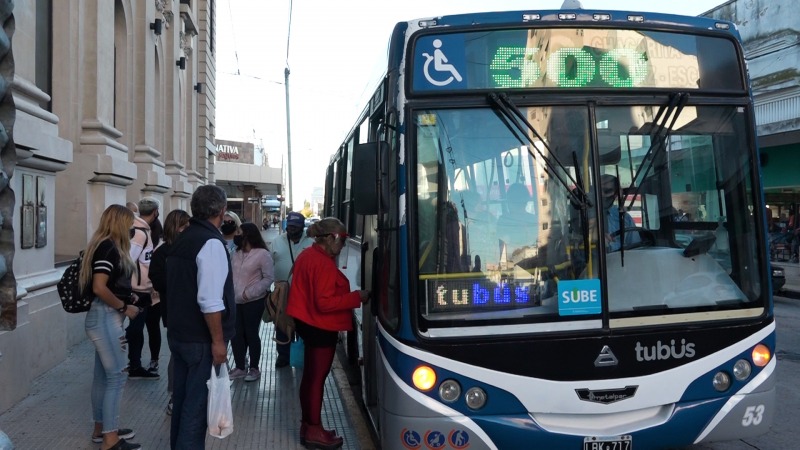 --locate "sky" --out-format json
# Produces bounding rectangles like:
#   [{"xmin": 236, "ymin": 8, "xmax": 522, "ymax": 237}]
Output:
[{"xmin": 215, "ymin": 0, "xmax": 728, "ymax": 208}]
